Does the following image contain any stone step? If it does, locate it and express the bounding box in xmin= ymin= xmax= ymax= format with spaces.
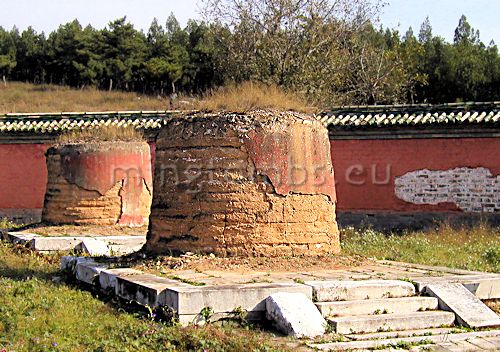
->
xmin=309 ymin=329 xmax=500 ymax=351
xmin=305 ymin=280 xmax=415 ymax=302
xmin=345 ymin=327 xmax=456 ymax=341
xmin=330 ymin=311 xmax=455 ymax=334
xmin=425 ymin=283 xmax=500 ymax=329
xmin=316 ymin=296 xmax=438 ymax=317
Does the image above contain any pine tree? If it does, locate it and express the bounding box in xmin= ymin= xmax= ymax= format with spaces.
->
xmin=101 ymin=17 xmax=147 ymax=91
xmin=0 ymin=27 xmax=17 ymax=85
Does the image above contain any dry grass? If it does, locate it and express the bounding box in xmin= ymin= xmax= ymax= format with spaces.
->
xmin=0 ymin=81 xmax=314 ymax=114
xmin=0 ymin=82 xmax=172 ymax=113
xmin=56 ymin=125 xmax=145 ymax=144
xmin=197 ymin=81 xmax=315 ymax=113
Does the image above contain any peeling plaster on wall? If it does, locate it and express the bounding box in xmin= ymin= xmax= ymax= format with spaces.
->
xmin=395 ymin=167 xmax=500 ymax=213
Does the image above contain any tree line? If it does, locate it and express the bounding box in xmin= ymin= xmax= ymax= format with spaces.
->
xmin=0 ymin=0 xmax=499 ymax=105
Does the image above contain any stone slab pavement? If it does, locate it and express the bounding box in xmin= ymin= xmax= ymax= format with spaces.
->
xmin=4 ymin=231 xmax=146 ymax=255
xmin=147 ymin=261 xmax=500 ymax=299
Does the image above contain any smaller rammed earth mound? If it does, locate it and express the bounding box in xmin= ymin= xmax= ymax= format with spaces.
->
xmin=146 ymin=110 xmax=340 ymax=256
xmin=42 ymin=128 xmax=153 ymax=227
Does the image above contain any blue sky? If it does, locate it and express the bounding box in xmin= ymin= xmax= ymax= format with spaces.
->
xmin=1 ymin=0 xmax=499 ymax=44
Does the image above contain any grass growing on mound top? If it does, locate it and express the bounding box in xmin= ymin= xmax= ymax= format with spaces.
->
xmin=0 ymin=242 xmax=286 ymax=352
xmin=197 ymin=81 xmax=315 ymax=113
xmin=341 ymin=223 xmax=500 ymax=273
xmin=56 ymin=125 xmax=145 ymax=144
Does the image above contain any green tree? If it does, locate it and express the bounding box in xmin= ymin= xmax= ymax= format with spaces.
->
xmin=101 ymin=17 xmax=147 ymax=91
xmin=12 ymin=27 xmax=48 ymax=83
xmin=454 ymin=15 xmax=480 ymax=46
xmin=0 ymin=26 xmax=17 ymax=85
xmin=401 ymin=27 xmax=427 ymax=103
xmin=483 ymin=41 xmax=500 ymax=99
xmin=418 ymin=17 xmax=433 ymax=44
xmin=144 ymin=16 xmax=189 ymax=94
xmin=452 ymin=15 xmax=486 ymax=101
xmin=46 ymin=20 xmax=102 ymax=87
xmin=342 ymin=26 xmax=409 ymax=104
xmin=183 ymin=20 xmax=221 ymax=93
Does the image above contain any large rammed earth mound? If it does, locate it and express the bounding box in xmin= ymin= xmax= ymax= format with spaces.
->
xmin=146 ymin=110 xmax=340 ymax=256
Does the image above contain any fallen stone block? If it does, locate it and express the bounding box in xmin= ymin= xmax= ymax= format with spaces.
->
xmin=103 ymin=236 xmax=146 ymax=247
xmin=99 ymin=268 xmax=144 ymax=292
xmin=463 ymin=278 xmax=500 ymax=300
xmin=415 ymin=274 xmax=500 ymax=299
xmin=76 ymin=238 xmax=111 ymax=257
xmin=425 ymin=282 xmax=500 ymax=328
xmin=108 ymin=244 xmax=144 ymax=255
xmin=103 ymin=236 xmax=146 ymax=255
xmin=266 ymin=292 xmax=326 ymax=338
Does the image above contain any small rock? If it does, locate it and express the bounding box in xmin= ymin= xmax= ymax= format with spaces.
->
xmin=51 ymin=276 xmax=63 ymax=283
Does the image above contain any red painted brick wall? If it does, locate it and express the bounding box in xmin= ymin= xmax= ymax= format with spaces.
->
xmin=1 ymin=138 xmax=499 ymax=218
xmin=0 ymin=144 xmax=49 ymax=209
xmin=330 ymin=137 xmax=500 ymax=212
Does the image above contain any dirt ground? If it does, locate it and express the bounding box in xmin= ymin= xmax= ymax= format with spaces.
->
xmin=17 ymin=223 xmax=148 ymax=237
xmin=485 ymin=299 xmax=500 ymax=314
xmin=101 ymin=251 xmax=369 ymax=274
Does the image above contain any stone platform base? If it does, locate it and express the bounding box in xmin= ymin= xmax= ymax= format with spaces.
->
xmin=3 ymin=231 xmax=145 ymax=255
xmin=60 ymin=257 xmax=500 ymax=326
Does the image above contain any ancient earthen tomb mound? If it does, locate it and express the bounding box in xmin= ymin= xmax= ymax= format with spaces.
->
xmin=43 ymin=141 xmax=153 ymax=227
xmin=146 ymin=110 xmax=340 ymax=256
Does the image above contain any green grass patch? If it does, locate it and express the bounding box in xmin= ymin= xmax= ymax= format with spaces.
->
xmin=341 ymin=224 xmax=500 ymax=272
xmin=167 ymin=275 xmax=206 ymax=286
xmin=0 ymin=218 xmax=23 ymax=230
xmin=0 ymin=242 xmax=285 ymax=351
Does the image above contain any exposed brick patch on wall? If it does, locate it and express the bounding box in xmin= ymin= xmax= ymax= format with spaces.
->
xmin=330 ymin=137 xmax=500 ymax=212
xmin=395 ymin=167 xmax=500 ymax=213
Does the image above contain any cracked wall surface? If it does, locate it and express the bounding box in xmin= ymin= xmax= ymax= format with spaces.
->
xmin=395 ymin=167 xmax=500 ymax=213
xmin=42 ymin=142 xmax=153 ymax=227
xmin=146 ymin=111 xmax=340 ymax=256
